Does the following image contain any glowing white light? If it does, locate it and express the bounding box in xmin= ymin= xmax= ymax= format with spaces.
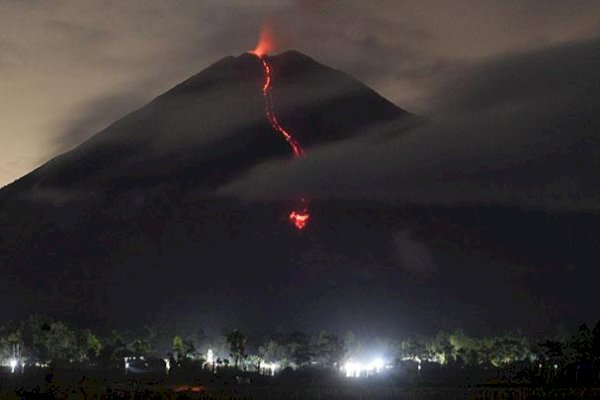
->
xmin=370 ymin=357 xmax=384 ymax=372
xmin=343 ymin=357 xmax=387 ymax=378
xmin=9 ymin=358 xmax=18 ymax=373
xmin=164 ymin=358 xmax=170 ymax=372
xmin=206 ymin=349 xmax=214 ymax=365
xmin=261 ymin=361 xmax=279 ymax=375
xmin=125 ymin=362 xmax=130 ymax=369
xmin=343 ymin=361 xmax=360 ymax=378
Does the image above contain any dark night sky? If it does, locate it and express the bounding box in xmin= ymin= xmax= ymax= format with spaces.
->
xmin=1 ymin=1 xmax=600 ymax=338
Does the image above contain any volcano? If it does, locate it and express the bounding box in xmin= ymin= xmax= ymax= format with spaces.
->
xmin=1 ymin=50 xmax=599 ymax=336
xmin=1 ymin=52 xmax=411 ymax=198
xmin=0 ymin=51 xmax=417 ymax=329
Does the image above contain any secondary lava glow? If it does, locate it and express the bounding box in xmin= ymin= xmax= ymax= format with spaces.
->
xmin=250 ymin=25 xmax=310 ymax=230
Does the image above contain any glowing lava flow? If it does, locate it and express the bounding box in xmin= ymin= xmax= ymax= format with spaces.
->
xmin=252 ymin=54 xmax=310 ymax=230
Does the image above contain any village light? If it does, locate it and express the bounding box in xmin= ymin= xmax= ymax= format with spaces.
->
xmin=261 ymin=361 xmax=279 ymax=376
xmin=9 ymin=358 xmax=18 ymax=373
xmin=370 ymin=357 xmax=384 ymax=372
xmin=343 ymin=357 xmax=387 ymax=378
xmin=343 ymin=361 xmax=361 ymax=378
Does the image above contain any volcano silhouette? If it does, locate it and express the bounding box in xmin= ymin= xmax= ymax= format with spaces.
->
xmin=0 ymin=51 xmax=416 ymax=327
xmin=1 ymin=51 xmax=599 ymax=335
xmin=4 ymin=51 xmax=411 ymax=195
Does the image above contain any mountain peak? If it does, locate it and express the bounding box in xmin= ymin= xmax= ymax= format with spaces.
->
xmin=272 ymin=49 xmax=315 ymax=62
xmin=5 ymin=51 xmax=413 ymax=194
xmin=0 ymin=50 xmax=416 ymax=323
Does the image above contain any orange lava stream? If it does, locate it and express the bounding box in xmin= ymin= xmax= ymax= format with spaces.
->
xmin=254 ymin=54 xmax=310 ymax=230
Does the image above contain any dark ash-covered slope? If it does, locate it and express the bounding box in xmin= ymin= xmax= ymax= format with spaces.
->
xmin=2 ymin=48 xmax=597 ymax=337
xmin=0 ymin=51 xmax=416 ymax=329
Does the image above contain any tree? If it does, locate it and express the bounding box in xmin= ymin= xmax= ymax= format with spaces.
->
xmin=0 ymin=325 xmax=23 ymax=365
xmin=171 ymin=335 xmax=197 ymax=361
xmin=427 ymin=331 xmax=453 ymax=365
xmin=85 ymin=332 xmax=103 ymax=365
xmin=226 ymin=329 xmax=247 ymax=368
xmin=487 ymin=333 xmax=528 ymax=367
xmin=99 ymin=330 xmax=131 ymax=369
xmin=18 ymin=316 xmax=84 ymax=365
xmin=400 ymin=336 xmax=427 ymax=362
xmin=566 ymin=324 xmax=594 ymax=384
xmin=316 ymin=333 xmax=346 ymax=367
xmin=130 ymin=338 xmax=150 ymax=357
xmin=592 ymin=320 xmax=600 ymax=362
xmin=343 ymin=331 xmax=361 ymax=357
xmin=449 ymin=329 xmax=482 ymax=365
xmin=570 ymin=324 xmax=593 ymax=363
xmin=246 ymin=354 xmax=263 ymax=371
xmin=183 ymin=337 xmax=197 ymax=359
xmin=573 ymin=325 xmax=592 ymax=362
xmin=284 ymin=331 xmax=314 ymax=367
xmin=593 ymin=321 xmax=600 ymax=384
xmin=537 ymin=340 xmax=563 ymax=365
xmin=535 ymin=340 xmax=564 ymax=383
xmin=172 ymin=336 xmax=185 ymax=361
xmin=259 ymin=338 xmax=292 ymax=368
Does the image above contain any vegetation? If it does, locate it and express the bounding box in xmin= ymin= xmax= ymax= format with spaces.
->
xmin=226 ymin=329 xmax=246 ymax=368
xmin=2 ymin=315 xmax=600 ymax=386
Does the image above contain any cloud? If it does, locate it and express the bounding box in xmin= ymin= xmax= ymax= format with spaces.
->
xmin=216 ymin=36 xmax=600 ymax=211
xmin=54 ymin=91 xmax=148 ymax=152
xmin=43 ymin=19 xmax=111 ymax=48
xmin=394 ymin=229 xmax=437 ymax=276
xmin=0 ymin=40 xmax=22 ymax=70
xmin=2 ymin=0 xmax=600 ymax=188
xmin=432 ymin=36 xmax=600 ymax=114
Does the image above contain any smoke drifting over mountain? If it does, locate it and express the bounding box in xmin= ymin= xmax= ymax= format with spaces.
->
xmin=1 ymin=1 xmax=600 ymax=337
xmin=218 ymin=36 xmax=600 ymax=211
xmin=1 ymin=0 xmax=599 ymax=186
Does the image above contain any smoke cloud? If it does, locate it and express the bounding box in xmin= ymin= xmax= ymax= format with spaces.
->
xmin=2 ymin=0 xmax=600 ymax=186
xmin=217 ymin=35 xmax=600 ymax=211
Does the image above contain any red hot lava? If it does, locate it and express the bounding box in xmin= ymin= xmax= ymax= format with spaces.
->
xmin=250 ymin=26 xmax=310 ymax=230
xmin=259 ymin=57 xmax=304 ymax=158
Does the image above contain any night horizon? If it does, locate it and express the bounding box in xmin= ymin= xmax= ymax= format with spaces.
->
xmin=1 ymin=1 xmax=600 ymax=398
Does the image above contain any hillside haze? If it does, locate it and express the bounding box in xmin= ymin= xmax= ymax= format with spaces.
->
xmin=0 ymin=51 xmax=415 ymax=332
xmin=3 ymin=50 xmax=597 ymax=338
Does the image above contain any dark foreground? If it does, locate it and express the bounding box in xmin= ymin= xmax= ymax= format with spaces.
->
xmin=5 ymin=384 xmax=600 ymax=400
xmin=3 ymin=371 xmax=600 ymax=400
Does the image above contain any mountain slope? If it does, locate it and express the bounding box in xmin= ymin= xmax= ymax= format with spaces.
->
xmin=1 ymin=51 xmax=412 ymax=198
xmin=3 ymin=50 xmax=597 ymax=336
xmin=0 ymin=51 xmax=416 ymax=328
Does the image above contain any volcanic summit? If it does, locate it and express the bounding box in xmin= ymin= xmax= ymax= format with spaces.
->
xmin=0 ymin=51 xmax=415 ymax=327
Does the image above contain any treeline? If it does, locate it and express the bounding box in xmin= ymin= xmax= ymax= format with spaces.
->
xmin=2 ymin=314 xmax=600 ymax=383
